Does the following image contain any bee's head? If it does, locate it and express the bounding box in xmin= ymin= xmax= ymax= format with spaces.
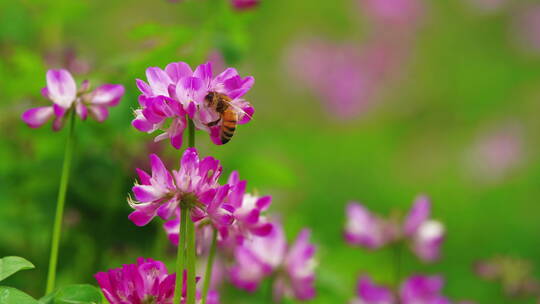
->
xmin=205 ymin=91 xmax=216 ymax=103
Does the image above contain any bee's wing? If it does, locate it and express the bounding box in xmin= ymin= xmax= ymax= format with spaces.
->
xmin=228 ymin=102 xmax=253 ymax=120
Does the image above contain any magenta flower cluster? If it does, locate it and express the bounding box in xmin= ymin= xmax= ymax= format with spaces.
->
xmin=127 ymin=149 xmax=317 ymax=302
xmin=132 ymin=61 xmax=254 ymax=148
xmin=345 ymin=195 xmax=445 ymax=262
xmin=229 ymin=221 xmax=316 ymax=301
xmin=352 ymin=275 xmax=452 ymax=304
xmin=343 ymin=195 xmax=476 ymax=303
xmin=95 ymin=258 xmax=220 ymax=304
xmin=22 ymin=69 xmax=124 ymax=130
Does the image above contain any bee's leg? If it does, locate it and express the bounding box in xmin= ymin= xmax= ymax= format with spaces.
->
xmin=207 ymin=117 xmax=221 ymax=127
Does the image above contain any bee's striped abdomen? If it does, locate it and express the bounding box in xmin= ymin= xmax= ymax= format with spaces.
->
xmin=220 ymin=110 xmax=237 ymax=144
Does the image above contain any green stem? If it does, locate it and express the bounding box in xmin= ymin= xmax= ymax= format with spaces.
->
xmin=186 ymin=118 xmax=196 ymax=304
xmin=186 ymin=213 xmax=197 ymax=304
xmin=393 ymin=242 xmax=403 ymax=290
xmin=201 ymin=228 xmax=218 ymax=304
xmin=174 ymin=207 xmax=188 ymax=304
xmin=174 ymin=118 xmax=196 ymax=304
xmin=188 ymin=119 xmax=195 ymax=148
xmin=46 ymin=110 xmax=76 ymax=294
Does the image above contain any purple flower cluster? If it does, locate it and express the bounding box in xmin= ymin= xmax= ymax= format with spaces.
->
xmin=345 ymin=196 xmax=445 ymax=262
xmin=132 ymin=61 xmax=254 ymax=148
xmin=128 ymin=148 xmax=230 ymax=229
xmin=229 ymin=221 xmax=316 ymax=301
xmin=127 ymin=149 xmax=317 ymax=302
xmin=351 ymin=275 xmax=452 ymax=304
xmin=162 ymin=170 xmax=273 ymax=247
xmin=95 ymin=258 xmax=220 ymax=304
xmin=22 ymin=69 xmax=124 ymax=130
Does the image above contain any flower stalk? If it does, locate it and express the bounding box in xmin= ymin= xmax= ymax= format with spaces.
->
xmin=46 ymin=109 xmax=76 ymax=294
xmin=174 ymin=118 xmax=196 ymax=304
xmin=186 ymin=213 xmax=197 ymax=304
xmin=174 ymin=206 xmax=188 ymax=304
xmin=202 ymin=228 xmax=218 ymax=304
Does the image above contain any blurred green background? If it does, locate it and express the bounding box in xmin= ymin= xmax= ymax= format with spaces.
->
xmin=1 ymin=0 xmax=540 ymax=303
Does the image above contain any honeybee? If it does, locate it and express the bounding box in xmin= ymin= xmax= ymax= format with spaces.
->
xmin=205 ymin=91 xmax=249 ymax=144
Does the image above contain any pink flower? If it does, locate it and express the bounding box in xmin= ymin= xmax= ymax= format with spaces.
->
xmin=350 ymin=276 xmax=394 ymax=304
xmin=128 ymin=148 xmax=228 ymax=227
xmin=224 ymin=171 xmax=273 ymax=245
xmin=400 ymin=275 xmax=450 ymax=304
xmin=163 ymin=171 xmax=272 ymax=249
xmin=133 ymin=61 xmax=254 ymax=148
xmin=231 ymin=0 xmax=259 ymax=10
xmin=466 ymin=124 xmax=524 ymax=183
xmin=94 ymin=258 xmax=177 ymax=304
xmin=229 ymin=222 xmax=316 ymax=301
xmin=361 ymin=0 xmax=424 ymax=29
xmin=344 ymin=196 xmax=445 ymax=262
xmin=22 ymin=69 xmax=124 ymax=130
xmin=404 ymin=196 xmax=445 ymax=262
xmin=351 ymin=275 xmax=451 ymax=304
xmin=344 ymin=202 xmax=396 ymax=249
xmin=189 ymin=62 xmax=255 ymax=145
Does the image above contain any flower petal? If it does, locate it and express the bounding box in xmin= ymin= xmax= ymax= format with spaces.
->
xmin=89 ymin=105 xmax=109 ymax=122
xmin=21 ymin=106 xmax=54 ymax=128
xmin=404 ymin=195 xmax=431 ymax=236
xmin=146 ymin=67 xmax=172 ymax=97
xmin=92 ymin=84 xmax=125 ymax=106
xmin=165 ymin=62 xmax=193 ymax=83
xmin=76 ymin=102 xmax=88 ymax=120
xmin=46 ymin=69 xmax=77 ymax=108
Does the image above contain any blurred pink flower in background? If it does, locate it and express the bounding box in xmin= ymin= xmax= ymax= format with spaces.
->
xmin=229 ymin=221 xmax=316 ymax=301
xmin=511 ymin=4 xmax=540 ymax=54
xmin=465 ymin=124 xmax=524 ymax=183
xmin=44 ymin=47 xmax=91 ymax=75
xmin=344 ymin=196 xmax=445 ymax=263
xmin=285 ymin=39 xmax=407 ymax=119
xmin=360 ymin=0 xmax=424 ymax=31
xmin=284 ymin=0 xmax=424 ymax=120
xmin=231 ymin=0 xmax=259 ymax=11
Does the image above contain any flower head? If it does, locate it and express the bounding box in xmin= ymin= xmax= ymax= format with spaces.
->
xmin=229 ymin=221 xmax=316 ymax=301
xmin=133 ymin=61 xmax=254 ymax=148
xmin=344 ymin=196 xmax=445 ymax=262
xmin=344 ymin=202 xmax=396 ymax=249
xmin=400 ymin=275 xmax=450 ymax=304
xmin=351 ymin=275 xmax=451 ymax=304
xmin=224 ymin=171 xmax=273 ymax=244
xmin=351 ymin=276 xmax=393 ymax=304
xmin=404 ymin=196 xmax=445 ymax=262
xmin=95 ymin=258 xmax=177 ymax=304
xmin=128 ymin=148 xmax=229 ymax=228
xmin=22 ymin=69 xmax=124 ymax=130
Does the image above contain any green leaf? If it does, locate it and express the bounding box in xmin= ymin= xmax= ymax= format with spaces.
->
xmin=53 ymin=284 xmax=102 ymax=304
xmin=0 ymin=286 xmax=39 ymax=304
xmin=38 ymin=290 xmax=57 ymax=304
xmin=0 ymin=256 xmax=35 ymax=281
